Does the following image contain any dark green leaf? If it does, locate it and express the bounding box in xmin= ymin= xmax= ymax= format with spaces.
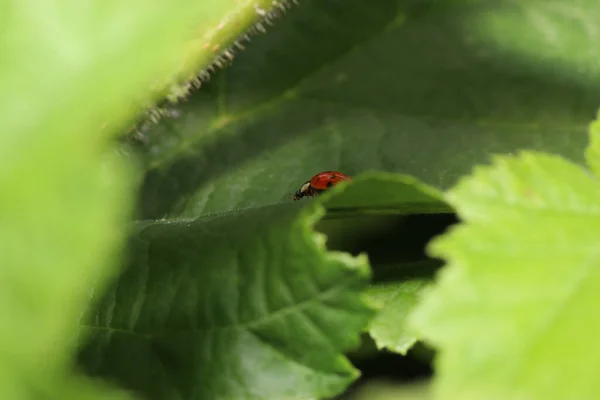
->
xmin=78 ymin=173 xmax=448 ymax=400
xmin=79 ymin=203 xmax=374 ymax=400
xmin=132 ymin=0 xmax=596 ymax=219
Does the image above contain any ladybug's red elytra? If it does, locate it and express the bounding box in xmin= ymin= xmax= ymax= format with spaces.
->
xmin=292 ymin=171 xmax=351 ymax=200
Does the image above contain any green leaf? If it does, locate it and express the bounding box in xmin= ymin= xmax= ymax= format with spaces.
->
xmin=470 ymin=0 xmax=600 ymax=86
xmin=0 ymin=0 xmax=247 ymax=398
xmin=162 ymin=0 xmax=286 ymax=98
xmin=315 ymin=175 xmax=453 ymax=355
xmin=586 ymin=111 xmax=600 ymax=177
xmin=133 ymin=0 xmax=596 ymax=219
xmin=316 ymin=174 xmax=450 ymax=356
xmin=321 ymin=173 xmax=449 ymax=214
xmin=342 ymin=380 xmax=431 ymax=400
xmin=368 ymin=261 xmax=439 ymax=355
xmin=79 ymin=204 xmax=374 ymax=400
xmin=78 ymin=173 xmax=448 ymax=399
xmin=409 ymin=150 xmax=600 ymax=400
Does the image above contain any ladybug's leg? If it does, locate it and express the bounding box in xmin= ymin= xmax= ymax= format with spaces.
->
xmin=309 ymin=187 xmax=325 ymax=198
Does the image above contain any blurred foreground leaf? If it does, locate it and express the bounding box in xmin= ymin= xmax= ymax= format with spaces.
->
xmin=162 ymin=0 xmax=287 ymax=98
xmin=410 ymin=145 xmax=600 ymax=399
xmin=0 ymin=0 xmax=245 ymax=398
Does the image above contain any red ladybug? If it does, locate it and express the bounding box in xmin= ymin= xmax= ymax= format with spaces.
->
xmin=292 ymin=171 xmax=351 ymax=200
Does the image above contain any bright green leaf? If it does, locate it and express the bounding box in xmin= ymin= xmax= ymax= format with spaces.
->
xmin=320 ymin=173 xmax=450 ymax=214
xmin=0 ymin=0 xmax=249 ymax=398
xmin=132 ymin=0 xmax=595 ymax=219
xmin=586 ymin=110 xmax=600 ymax=177
xmin=409 ymin=151 xmax=600 ymax=400
xmin=368 ymin=261 xmax=439 ymax=355
xmin=342 ymin=380 xmax=431 ymax=400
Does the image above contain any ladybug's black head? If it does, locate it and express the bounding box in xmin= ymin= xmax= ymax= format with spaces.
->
xmin=292 ymin=181 xmax=311 ymax=201
xmin=292 ymin=189 xmax=303 ymax=201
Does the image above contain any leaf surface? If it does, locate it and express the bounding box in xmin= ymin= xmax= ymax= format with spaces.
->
xmin=410 ymin=149 xmax=600 ymax=400
xmin=78 ymin=173 xmax=448 ymax=400
xmin=132 ymin=0 xmax=598 ymax=219
xmin=79 ymin=203 xmax=374 ymax=400
xmin=342 ymin=380 xmax=430 ymax=400
xmin=0 ymin=0 xmax=244 ymax=397
xmin=368 ymin=261 xmax=439 ymax=355
xmin=162 ymin=0 xmax=286 ymax=98
xmin=586 ymin=111 xmax=600 ymax=177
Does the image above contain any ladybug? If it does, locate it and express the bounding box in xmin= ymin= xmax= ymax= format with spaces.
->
xmin=292 ymin=171 xmax=351 ymax=200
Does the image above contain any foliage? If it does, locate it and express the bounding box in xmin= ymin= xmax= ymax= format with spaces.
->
xmin=78 ymin=174 xmax=447 ymax=400
xmin=410 ymin=123 xmax=600 ymax=399
xmin=368 ymin=261 xmax=437 ymax=355
xmin=3 ymin=0 xmax=600 ymax=399
xmin=0 ymin=0 xmax=275 ymax=398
